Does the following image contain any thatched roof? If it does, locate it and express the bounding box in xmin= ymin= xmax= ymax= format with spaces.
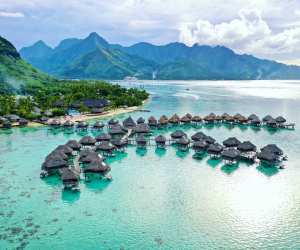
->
xmin=262 ymin=115 xmax=274 ymax=122
xmin=80 ymin=151 xmax=102 ymax=163
xmin=148 ymin=116 xmax=157 ymax=125
xmin=192 ymin=140 xmax=208 ymax=150
xmin=248 ymin=114 xmax=259 ymax=120
xmin=137 ymin=117 xmax=145 ymax=124
xmin=237 ymin=115 xmax=248 ymax=123
xmin=155 ymin=135 xmax=166 ymax=143
xmin=266 ymin=118 xmax=277 ymax=126
xmin=42 ymin=157 xmax=68 ymax=170
xmin=204 ymin=136 xmax=216 ymax=144
xmin=221 ymin=113 xmax=230 ymax=119
xmin=109 ymin=125 xmax=126 ymax=135
xmin=18 ymin=118 xmax=28 ymax=126
xmin=55 ymin=145 xmax=73 ymax=155
xmin=84 ymin=161 xmax=111 ymax=174
xmin=275 ymin=116 xmax=286 ymax=123
xmin=46 ymin=150 xmax=68 ymax=161
xmin=170 ymin=130 xmax=186 ymax=139
xmin=250 ymin=118 xmax=261 ymax=125
xmin=261 ymin=144 xmax=283 ymax=155
xmin=83 ymin=99 xmax=109 ymax=108
xmin=95 ymin=133 xmax=111 ymax=142
xmin=66 ymin=140 xmax=81 ymax=150
xmin=61 ymin=168 xmax=79 ymax=182
xmin=77 ymin=121 xmax=88 ymax=128
xmin=207 ymin=143 xmax=223 ymax=154
xmin=63 ymin=120 xmax=74 ymax=127
xmin=79 ymin=149 xmax=95 ymax=159
xmin=223 ymin=137 xmax=241 ymax=147
xmin=136 ymin=135 xmax=147 ymax=145
xmin=224 ymin=115 xmax=235 ymax=122
xmin=79 ymin=136 xmax=96 ymax=145
xmin=159 ymin=115 xmax=168 ymax=125
xmin=177 ymin=137 xmax=190 ymax=145
xmin=5 ymin=114 xmax=20 ymax=122
xmin=191 ymin=115 xmax=202 ymax=122
xmin=93 ymin=121 xmax=105 ymax=128
xmin=257 ymin=151 xmax=277 ymax=162
xmin=237 ymin=141 xmax=256 ymax=152
xmin=221 ymin=148 xmax=240 ymax=160
xmin=185 ymin=113 xmax=193 ymax=119
xmin=123 ymin=116 xmax=136 ymax=128
xmin=180 ymin=115 xmax=191 ymax=123
xmin=108 ymin=118 xmax=119 ymax=125
xmin=169 ymin=114 xmax=180 ymax=123
xmin=191 ymin=132 xmax=207 ymax=141
xmin=134 ymin=123 xmax=150 ymax=134
xmin=96 ymin=141 xmax=115 ymax=151
xmin=111 ymin=138 xmax=128 ymax=147
xmin=204 ymin=114 xmax=215 ymax=122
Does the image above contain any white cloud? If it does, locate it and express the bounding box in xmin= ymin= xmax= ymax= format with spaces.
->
xmin=0 ymin=11 xmax=24 ymax=18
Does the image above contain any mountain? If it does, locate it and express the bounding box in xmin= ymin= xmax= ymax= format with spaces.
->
xmin=0 ymin=36 xmax=53 ymax=93
xmin=20 ymin=32 xmax=300 ymax=80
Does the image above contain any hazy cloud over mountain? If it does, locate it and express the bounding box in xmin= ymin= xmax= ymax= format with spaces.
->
xmin=1 ymin=0 xmax=300 ymax=64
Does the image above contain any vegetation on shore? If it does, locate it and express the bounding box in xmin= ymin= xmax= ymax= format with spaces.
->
xmin=0 ymin=36 xmax=149 ymax=120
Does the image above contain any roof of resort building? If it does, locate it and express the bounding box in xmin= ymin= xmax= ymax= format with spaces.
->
xmin=136 ymin=135 xmax=147 ymax=143
xmin=42 ymin=157 xmax=68 ymax=170
xmin=159 ymin=115 xmax=169 ymax=124
xmin=137 ymin=117 xmax=145 ymax=124
xmin=61 ymin=168 xmax=79 ymax=182
xmin=83 ymin=99 xmax=110 ymax=108
xmin=123 ymin=116 xmax=136 ymax=128
xmin=84 ymin=161 xmax=111 ymax=174
xmin=204 ymin=136 xmax=216 ymax=144
xmin=221 ymin=148 xmax=240 ymax=160
xmin=109 ymin=125 xmax=126 ymax=135
xmin=96 ymin=141 xmax=115 ymax=151
xmin=262 ymin=115 xmax=274 ymax=122
xmin=55 ymin=145 xmax=73 ymax=155
xmin=111 ymin=138 xmax=128 ymax=147
xmin=155 ymin=135 xmax=167 ymax=143
xmin=248 ymin=114 xmax=259 ymax=120
xmin=192 ymin=140 xmax=208 ymax=150
xmin=134 ymin=123 xmax=150 ymax=134
xmin=91 ymin=108 xmax=104 ymax=114
xmin=77 ymin=121 xmax=89 ymax=128
xmin=96 ymin=133 xmax=111 ymax=142
xmin=108 ymin=118 xmax=119 ymax=125
xmin=266 ymin=118 xmax=277 ymax=125
xmin=46 ymin=150 xmax=68 ymax=161
xmin=80 ymin=151 xmax=102 ymax=163
xmin=261 ymin=144 xmax=283 ymax=155
xmin=275 ymin=116 xmax=286 ymax=123
xmin=257 ymin=151 xmax=278 ymax=163
xmin=207 ymin=143 xmax=223 ymax=154
xmin=192 ymin=115 xmax=202 ymax=122
xmin=177 ymin=137 xmax=190 ymax=145
xmin=66 ymin=140 xmax=82 ymax=150
xmin=237 ymin=141 xmax=257 ymax=152
xmin=191 ymin=132 xmax=207 ymax=141
xmin=148 ymin=116 xmax=157 ymax=125
xmin=185 ymin=113 xmax=193 ymax=119
xmin=170 ymin=130 xmax=187 ymax=139
xmin=79 ymin=136 xmax=96 ymax=145
xmin=180 ymin=115 xmax=191 ymax=123
xmin=169 ymin=114 xmax=180 ymax=123
xmin=93 ymin=121 xmax=105 ymax=128
xmin=223 ymin=137 xmax=241 ymax=147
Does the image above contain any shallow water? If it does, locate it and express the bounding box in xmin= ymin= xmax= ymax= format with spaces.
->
xmin=1 ymin=80 xmax=300 ymax=249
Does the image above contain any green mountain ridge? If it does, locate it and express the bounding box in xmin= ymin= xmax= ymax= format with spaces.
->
xmin=20 ymin=32 xmax=300 ymax=80
xmin=0 ymin=36 xmax=54 ymax=93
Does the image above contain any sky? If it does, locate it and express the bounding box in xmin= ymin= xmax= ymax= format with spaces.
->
xmin=1 ymin=0 xmax=300 ymax=65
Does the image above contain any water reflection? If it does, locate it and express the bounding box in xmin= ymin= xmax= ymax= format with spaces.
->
xmin=61 ymin=189 xmax=80 ymax=203
xmin=256 ymin=165 xmax=279 ymax=177
xmin=155 ymin=148 xmax=167 ymax=157
xmin=136 ymin=147 xmax=147 ymax=157
xmin=207 ymin=158 xmax=222 ymax=168
xmin=221 ymin=163 xmax=239 ymax=175
xmin=85 ymin=179 xmax=111 ymax=193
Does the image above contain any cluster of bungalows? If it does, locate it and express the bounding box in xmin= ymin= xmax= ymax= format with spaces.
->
xmin=41 ymin=138 xmax=111 ymax=191
xmin=0 ymin=115 xmax=29 ymax=129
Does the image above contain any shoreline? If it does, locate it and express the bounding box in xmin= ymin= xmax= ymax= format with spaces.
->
xmin=26 ymin=99 xmax=149 ymax=128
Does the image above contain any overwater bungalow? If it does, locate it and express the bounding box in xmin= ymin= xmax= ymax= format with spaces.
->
xmin=155 ymin=135 xmax=167 ymax=148
xmin=215 ymin=115 xmax=223 ymax=122
xmin=236 ymin=115 xmax=248 ymax=124
xmin=169 ymin=114 xmax=180 ymax=124
xmin=191 ymin=115 xmax=202 ymax=124
xmin=55 ymin=145 xmax=74 ymax=156
xmin=137 ymin=117 xmax=145 ymax=124
xmin=93 ymin=121 xmax=105 ymax=129
xmin=77 ymin=121 xmax=89 ymax=130
xmin=108 ymin=118 xmax=119 ymax=127
xmin=180 ymin=115 xmax=191 ymax=124
xmin=262 ymin=115 xmax=274 ymax=124
xmin=222 ymin=113 xmax=230 ymax=120
xmin=159 ymin=115 xmax=169 ymax=126
xmin=63 ymin=120 xmax=74 ymax=128
xmin=41 ymin=157 xmax=68 ymax=177
xmin=221 ymin=148 xmax=240 ymax=165
xmin=109 ymin=125 xmax=126 ymax=137
xmin=204 ymin=113 xmax=216 ymax=123
xmin=46 ymin=150 xmax=69 ymax=161
xmin=223 ymin=137 xmax=241 ymax=148
xmin=170 ymin=130 xmax=187 ymax=140
xmin=123 ymin=116 xmax=136 ymax=129
xmin=79 ymin=136 xmax=96 ymax=146
xmin=186 ymin=113 xmax=193 ymax=119
xmin=207 ymin=143 xmax=223 ymax=158
xmin=275 ymin=116 xmax=286 ymax=124
xmin=66 ymin=140 xmax=82 ymax=151
xmin=79 ymin=151 xmax=102 ymax=164
xmin=257 ymin=151 xmax=279 ymax=167
xmin=177 ymin=137 xmax=190 ymax=151
xmin=83 ymin=161 xmax=111 ymax=181
xmin=61 ymin=168 xmax=80 ymax=191
xmin=192 ymin=140 xmax=208 ymax=153
xmin=237 ymin=141 xmax=257 ymax=161
xmin=266 ymin=118 xmax=277 ymax=128
xmin=111 ymin=138 xmax=128 ymax=149
xmin=224 ymin=114 xmax=235 ymax=123
xmin=261 ymin=144 xmax=283 ymax=156
xmin=96 ymin=141 xmax=116 ymax=156
xmin=95 ymin=133 xmax=111 ymax=142
xmin=248 ymin=114 xmax=259 ymax=121
xmin=136 ymin=135 xmax=147 ymax=148
xmin=148 ymin=116 xmax=158 ymax=127
xmin=134 ymin=123 xmax=151 ymax=134
xmin=249 ymin=117 xmax=261 ymax=126
xmin=191 ymin=131 xmax=207 ymax=141
xmin=18 ymin=118 xmax=28 ymax=127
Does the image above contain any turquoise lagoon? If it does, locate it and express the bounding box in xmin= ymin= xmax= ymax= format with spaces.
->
xmin=1 ymin=80 xmax=300 ymax=249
